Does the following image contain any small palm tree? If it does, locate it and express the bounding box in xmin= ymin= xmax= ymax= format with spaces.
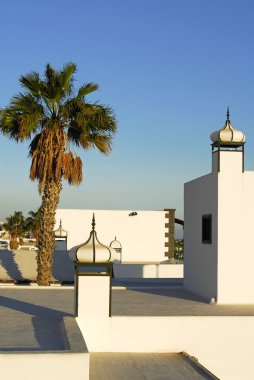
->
xmin=0 ymin=63 xmax=117 ymax=285
xmin=24 ymin=208 xmax=42 ymax=244
xmin=3 ymin=211 xmax=25 ymax=250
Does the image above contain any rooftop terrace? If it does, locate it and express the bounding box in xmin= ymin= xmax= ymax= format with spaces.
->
xmin=0 ymin=280 xmax=252 ymax=379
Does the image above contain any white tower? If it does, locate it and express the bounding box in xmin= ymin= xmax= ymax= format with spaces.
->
xmin=184 ymin=110 xmax=254 ymax=304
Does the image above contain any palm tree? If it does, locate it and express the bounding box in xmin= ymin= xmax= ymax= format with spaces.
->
xmin=24 ymin=208 xmax=42 ymax=244
xmin=3 ymin=211 xmax=25 ymax=250
xmin=0 ymin=63 xmax=117 ymax=285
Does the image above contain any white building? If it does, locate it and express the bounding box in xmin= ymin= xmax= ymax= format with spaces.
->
xmin=56 ymin=208 xmax=176 ymax=263
xmin=184 ymin=109 xmax=254 ymax=304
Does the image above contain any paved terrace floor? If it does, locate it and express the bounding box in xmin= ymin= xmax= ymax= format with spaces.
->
xmin=1 ymin=280 xmax=252 ymax=379
xmin=0 ymin=280 xmax=251 ymax=380
xmin=112 ymin=279 xmax=254 ymax=316
xmin=1 ymin=279 xmax=254 ymax=351
xmin=89 ymin=352 xmax=217 ymax=380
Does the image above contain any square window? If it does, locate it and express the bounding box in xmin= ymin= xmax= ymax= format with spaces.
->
xmin=202 ymin=214 xmax=212 ymax=244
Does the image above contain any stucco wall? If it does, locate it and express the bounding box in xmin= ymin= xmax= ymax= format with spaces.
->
xmin=56 ymin=209 xmax=168 ymax=263
xmin=184 ymin=172 xmax=218 ymax=301
xmin=0 ymin=353 xmax=89 ymax=380
xmin=184 ymin=149 xmax=254 ymax=304
xmin=217 ymin=151 xmax=254 ymax=303
xmin=0 ymin=209 xmax=178 ymax=282
xmin=77 ymin=315 xmax=254 ymax=380
xmin=0 ymin=250 xmax=74 ymax=282
xmin=0 ymin=251 xmax=183 ymax=282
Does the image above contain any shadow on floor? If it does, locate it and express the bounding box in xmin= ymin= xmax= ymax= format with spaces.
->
xmin=131 ymin=287 xmax=208 ymax=303
xmin=113 ymin=279 xmax=207 ymax=303
xmin=0 ymin=295 xmax=72 ymax=317
xmin=0 ymin=296 xmax=72 ymax=351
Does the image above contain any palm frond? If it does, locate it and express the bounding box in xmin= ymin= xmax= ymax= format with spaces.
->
xmin=62 ymin=152 xmax=74 ymax=180
xmin=0 ymin=93 xmax=44 ymax=140
xmin=40 ymin=64 xmax=61 ymax=104
xmin=77 ymin=83 xmax=99 ymax=99
xmin=58 ymin=62 xmax=76 ymax=96
xmin=45 ymin=64 xmax=57 ymax=87
xmin=68 ymin=156 xmax=82 ymax=184
xmin=19 ymin=72 xmax=41 ymax=98
xmin=29 ymin=128 xmax=66 ymax=192
xmin=82 ymin=134 xmax=112 ymax=154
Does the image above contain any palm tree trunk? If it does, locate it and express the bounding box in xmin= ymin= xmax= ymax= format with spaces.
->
xmin=37 ymin=179 xmax=62 ymax=285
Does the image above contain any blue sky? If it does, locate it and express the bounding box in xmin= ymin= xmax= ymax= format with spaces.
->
xmin=0 ymin=0 xmax=254 ymax=221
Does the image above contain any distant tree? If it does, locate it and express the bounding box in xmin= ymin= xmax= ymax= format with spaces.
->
xmin=3 ymin=211 xmax=25 ymax=250
xmin=24 ymin=208 xmax=41 ymax=244
xmin=174 ymin=239 xmax=184 ymax=260
xmin=0 ymin=62 xmax=117 ymax=285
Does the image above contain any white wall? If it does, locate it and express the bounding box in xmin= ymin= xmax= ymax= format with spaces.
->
xmin=184 ymin=172 xmax=218 ymax=301
xmin=0 ymin=353 xmax=89 ymax=380
xmin=114 ymin=263 xmax=183 ymax=278
xmin=56 ymin=209 xmax=167 ymax=263
xmin=0 ymin=209 xmax=177 ymax=281
xmin=77 ymin=276 xmax=111 ymax=317
xmin=184 ymin=149 xmax=254 ymax=304
xmin=0 ymin=251 xmax=183 ymax=282
xmin=0 ymin=250 xmax=74 ymax=282
xmin=77 ymin=315 xmax=254 ymax=380
xmin=217 ymin=151 xmax=254 ymax=303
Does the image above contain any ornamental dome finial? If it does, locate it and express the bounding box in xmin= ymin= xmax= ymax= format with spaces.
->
xmin=69 ymin=214 xmax=117 ymax=263
xmin=210 ymin=109 xmax=245 ymax=145
xmin=54 ymin=219 xmax=68 ymax=238
xmin=227 ymin=107 xmax=230 ymax=121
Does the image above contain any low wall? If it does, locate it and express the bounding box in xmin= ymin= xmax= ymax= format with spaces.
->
xmin=0 ymin=353 xmax=89 ymax=380
xmin=114 ymin=263 xmax=183 ymax=278
xmin=0 ymin=250 xmax=183 ymax=281
xmin=0 ymin=317 xmax=89 ymax=380
xmin=77 ymin=315 xmax=254 ymax=380
xmin=0 ymin=250 xmax=74 ymax=282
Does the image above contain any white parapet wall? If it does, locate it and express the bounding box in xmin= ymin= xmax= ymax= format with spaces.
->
xmin=77 ymin=315 xmax=254 ymax=380
xmin=0 ymin=317 xmax=89 ymax=380
xmin=114 ymin=263 xmax=183 ymax=278
xmin=0 ymin=249 xmax=74 ymax=282
xmin=0 ymin=251 xmax=183 ymax=282
xmin=73 ymin=259 xmax=254 ymax=380
xmin=56 ymin=209 xmax=169 ymax=263
xmin=0 ymin=208 xmax=181 ymax=282
xmin=0 ymin=352 xmax=89 ymax=380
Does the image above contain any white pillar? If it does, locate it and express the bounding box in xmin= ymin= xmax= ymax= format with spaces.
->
xmin=76 ymin=274 xmax=111 ymax=318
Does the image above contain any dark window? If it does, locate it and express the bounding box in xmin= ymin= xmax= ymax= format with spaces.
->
xmin=202 ymin=214 xmax=212 ymax=244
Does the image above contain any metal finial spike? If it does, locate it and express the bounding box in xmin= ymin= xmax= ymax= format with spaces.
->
xmin=227 ymin=107 xmax=230 ymax=121
xmin=59 ymin=219 xmax=62 ymax=227
xmin=92 ymin=213 xmax=96 ymax=231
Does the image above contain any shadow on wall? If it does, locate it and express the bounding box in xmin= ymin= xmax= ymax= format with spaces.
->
xmin=114 ymin=264 xmax=143 ymax=278
xmin=0 ymin=250 xmax=24 ymax=281
xmin=0 ymin=249 xmax=74 ymax=282
xmin=52 ymin=250 xmax=74 ymax=282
